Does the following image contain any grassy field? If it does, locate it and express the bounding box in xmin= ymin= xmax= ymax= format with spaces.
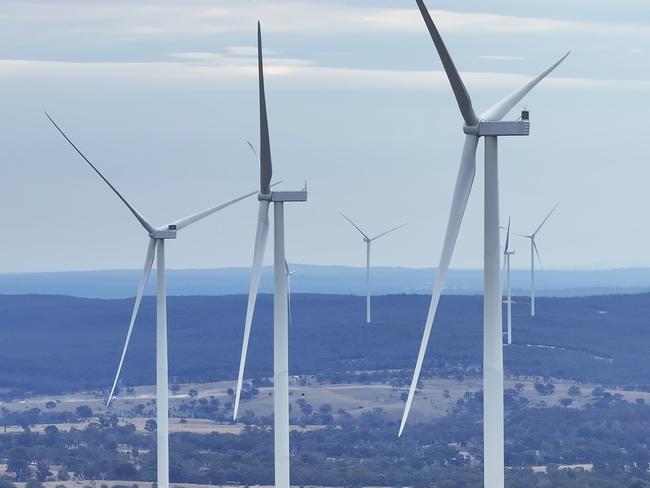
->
xmin=3 ymin=377 xmax=650 ymax=435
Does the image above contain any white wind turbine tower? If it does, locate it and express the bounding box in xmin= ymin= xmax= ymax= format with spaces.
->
xmin=45 ymin=112 xmax=257 ymax=488
xmin=503 ymin=218 xmax=514 ymax=345
xmin=399 ymin=2 xmax=568 ymax=488
xmin=523 ymin=203 xmax=559 ymax=317
xmin=233 ymin=22 xmax=307 ymax=488
xmin=339 ymin=213 xmax=406 ymax=324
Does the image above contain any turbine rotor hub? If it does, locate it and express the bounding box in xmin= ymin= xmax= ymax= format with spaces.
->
xmin=150 ymin=227 xmax=177 ymax=239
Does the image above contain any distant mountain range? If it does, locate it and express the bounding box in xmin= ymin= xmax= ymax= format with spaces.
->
xmin=1 ymin=265 xmax=650 ymax=298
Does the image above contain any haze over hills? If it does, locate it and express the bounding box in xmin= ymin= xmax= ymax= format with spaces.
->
xmin=1 ymin=265 xmax=650 ymax=298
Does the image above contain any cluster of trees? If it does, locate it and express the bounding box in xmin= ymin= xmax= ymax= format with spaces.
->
xmin=1 ymin=391 xmax=650 ymax=486
xmin=0 ymin=418 xmax=150 ymax=483
xmin=0 ymin=406 xmax=95 ymax=430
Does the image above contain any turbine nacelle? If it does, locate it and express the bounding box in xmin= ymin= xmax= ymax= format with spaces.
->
xmin=150 ymin=227 xmax=178 ymax=240
xmin=271 ymin=190 xmax=308 ymax=202
xmin=463 ymin=119 xmax=531 ymax=137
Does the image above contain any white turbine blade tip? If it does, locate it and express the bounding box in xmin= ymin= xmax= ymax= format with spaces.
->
xmin=480 ymin=51 xmax=570 ymax=122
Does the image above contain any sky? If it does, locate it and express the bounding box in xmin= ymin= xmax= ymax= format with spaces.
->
xmin=0 ymin=0 xmax=649 ymax=273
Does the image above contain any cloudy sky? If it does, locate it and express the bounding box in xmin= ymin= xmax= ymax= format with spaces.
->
xmin=1 ymin=0 xmax=648 ymax=272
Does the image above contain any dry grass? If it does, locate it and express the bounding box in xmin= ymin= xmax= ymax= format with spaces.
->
xmin=2 ymin=377 xmax=649 ymax=435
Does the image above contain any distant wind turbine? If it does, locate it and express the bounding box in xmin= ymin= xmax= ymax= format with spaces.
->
xmin=398 ymin=2 xmax=568 ymax=488
xmin=503 ymin=219 xmax=514 ymax=345
xmin=233 ymin=22 xmax=307 ymax=488
xmin=339 ymin=212 xmax=406 ymax=324
xmin=522 ymin=203 xmax=559 ymax=317
xmin=45 ymin=112 xmax=257 ymax=488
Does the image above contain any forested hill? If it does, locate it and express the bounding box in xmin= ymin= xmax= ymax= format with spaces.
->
xmin=0 ymin=292 xmax=649 ymax=395
xmin=2 ymin=266 xmax=650 ymax=298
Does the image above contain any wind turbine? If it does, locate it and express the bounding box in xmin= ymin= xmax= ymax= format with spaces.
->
xmin=339 ymin=212 xmax=406 ymax=324
xmin=45 ymin=112 xmax=257 ymax=488
xmin=399 ymin=2 xmax=568 ymax=487
xmin=522 ymin=203 xmax=559 ymax=317
xmin=503 ymin=219 xmax=514 ymax=345
xmin=233 ymin=22 xmax=307 ymax=488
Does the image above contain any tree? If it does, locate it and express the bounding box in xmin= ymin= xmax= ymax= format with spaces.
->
xmin=36 ymin=461 xmax=51 ymax=482
xmin=75 ymin=405 xmax=93 ymax=419
xmin=319 ymin=403 xmax=332 ymax=415
xmin=57 ymin=469 xmax=70 ymax=481
xmin=568 ymin=385 xmax=582 ymax=397
xmin=114 ymin=462 xmax=138 ymax=479
xmin=145 ymin=418 xmax=157 ymax=432
xmin=592 ymin=387 xmax=606 ymax=398
xmin=534 ymin=383 xmax=555 ymax=396
xmin=8 ymin=448 xmax=30 ymax=481
xmin=299 ymin=401 xmax=313 ymax=416
xmin=45 ymin=401 xmax=56 ymax=409
xmin=8 ymin=459 xmax=29 ymax=481
xmin=559 ymin=398 xmax=574 ymax=408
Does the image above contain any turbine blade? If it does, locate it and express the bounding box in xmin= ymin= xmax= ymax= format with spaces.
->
xmin=247 ymin=141 xmax=260 ymax=167
xmin=170 ymin=189 xmax=258 ymax=231
xmin=287 ymin=272 xmax=293 ymax=327
xmin=533 ymin=240 xmax=543 ymax=268
xmin=44 ymin=112 xmax=154 ymax=233
xmin=339 ymin=212 xmax=369 ymax=240
xmin=258 ymin=22 xmax=273 ymax=195
xmin=371 ymin=223 xmax=407 ymax=241
xmin=415 ymin=0 xmax=478 ymax=126
xmin=107 ymin=238 xmax=156 ymax=406
xmin=504 ymin=218 xmax=511 ymax=254
xmin=399 ymin=134 xmax=479 ymax=436
xmin=233 ymin=200 xmax=270 ymax=419
xmin=480 ymin=51 xmax=570 ymax=122
xmin=532 ymin=202 xmax=560 ymax=236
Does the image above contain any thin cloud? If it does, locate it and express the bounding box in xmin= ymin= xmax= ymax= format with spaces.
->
xmin=1 ymin=57 xmax=648 ymax=92
xmin=480 ymin=55 xmax=526 ymax=61
xmin=1 ymin=1 xmax=648 ymax=37
xmin=224 ymin=46 xmax=277 ymax=57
